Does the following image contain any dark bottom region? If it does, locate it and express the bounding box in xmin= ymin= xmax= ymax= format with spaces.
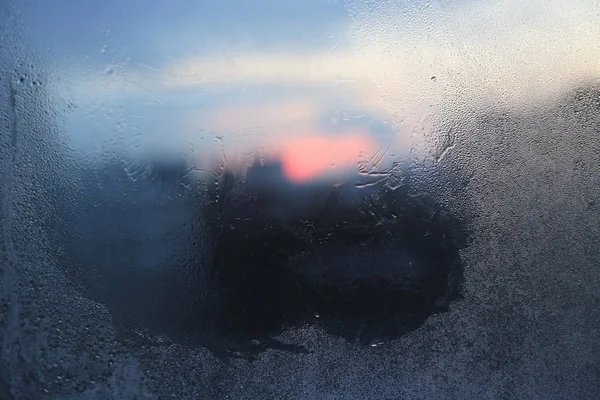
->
xmin=57 ymin=162 xmax=466 ymax=357
xmin=208 ymin=185 xmax=465 ymax=350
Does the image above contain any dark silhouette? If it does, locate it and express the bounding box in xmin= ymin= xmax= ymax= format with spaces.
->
xmin=208 ymin=159 xmax=466 ymax=351
xmin=56 ymin=153 xmax=467 ymax=358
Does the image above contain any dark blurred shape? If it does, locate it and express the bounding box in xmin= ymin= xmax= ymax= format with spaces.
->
xmin=57 ymin=154 xmax=466 ymax=357
xmin=209 ymin=159 xmax=466 ymax=347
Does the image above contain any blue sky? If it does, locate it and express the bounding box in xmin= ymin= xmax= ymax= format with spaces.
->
xmin=26 ymin=0 xmax=353 ymax=64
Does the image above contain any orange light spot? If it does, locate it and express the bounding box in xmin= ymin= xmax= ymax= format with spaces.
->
xmin=280 ymin=134 xmax=375 ymax=182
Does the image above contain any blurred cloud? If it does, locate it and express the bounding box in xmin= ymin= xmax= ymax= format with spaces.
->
xmin=208 ymin=97 xmax=322 ymax=133
xmin=60 ymin=0 xmax=600 ymax=117
xmin=347 ymin=0 xmax=600 ymax=111
xmin=163 ymin=51 xmax=372 ymax=87
xmin=45 ymin=0 xmax=600 ymax=181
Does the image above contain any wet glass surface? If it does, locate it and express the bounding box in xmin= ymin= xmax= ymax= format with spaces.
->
xmin=1 ymin=0 xmax=600 ymax=398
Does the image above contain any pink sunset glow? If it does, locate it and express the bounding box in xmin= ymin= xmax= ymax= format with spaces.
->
xmin=278 ymin=134 xmax=375 ymax=183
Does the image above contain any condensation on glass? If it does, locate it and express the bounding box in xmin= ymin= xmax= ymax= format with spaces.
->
xmin=1 ymin=0 xmax=600 ymax=398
